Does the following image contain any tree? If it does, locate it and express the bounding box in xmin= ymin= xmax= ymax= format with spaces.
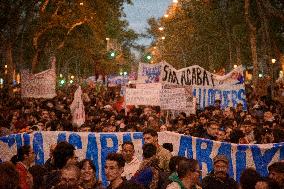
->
xmin=0 ymin=0 xmax=139 ymax=84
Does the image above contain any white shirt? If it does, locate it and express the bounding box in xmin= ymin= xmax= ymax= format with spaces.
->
xmin=122 ymin=156 xmax=141 ymax=180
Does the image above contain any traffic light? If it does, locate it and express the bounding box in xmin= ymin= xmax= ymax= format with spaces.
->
xmin=144 ymin=52 xmax=153 ymax=63
xmin=107 ymin=49 xmax=118 ymax=60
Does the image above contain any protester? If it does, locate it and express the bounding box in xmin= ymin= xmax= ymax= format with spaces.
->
xmin=44 ymin=141 xmax=78 ymax=188
xmin=239 ymin=168 xmax=261 ymax=189
xmin=105 ymin=153 xmax=144 ymax=189
xmin=15 ymin=145 xmax=35 ymax=189
xmin=121 ymin=141 xmax=141 ymax=180
xmin=268 ymin=162 xmax=284 ymax=189
xmin=0 ymin=162 xmax=19 ymax=189
xmin=57 ymin=164 xmax=81 ymax=188
xmin=202 ymin=155 xmax=238 ymax=189
xmin=79 ymin=159 xmax=104 ymax=189
xmin=166 ymin=158 xmax=201 ymax=189
xmin=143 ymin=128 xmax=172 ymax=172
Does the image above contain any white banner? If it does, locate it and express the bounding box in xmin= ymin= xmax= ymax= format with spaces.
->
xmin=21 ymin=57 xmax=56 ymax=99
xmin=137 ymin=62 xmax=246 ymax=109
xmin=125 ymin=88 xmax=160 ymax=106
xmin=0 ymin=131 xmax=283 ymax=186
xmin=137 ymin=63 xmax=162 ymax=83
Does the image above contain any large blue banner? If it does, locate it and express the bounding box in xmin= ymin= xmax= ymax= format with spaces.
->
xmin=1 ymin=132 xmax=283 ymax=185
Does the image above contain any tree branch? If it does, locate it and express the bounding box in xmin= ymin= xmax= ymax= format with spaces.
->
xmin=261 ymin=0 xmax=284 ymax=22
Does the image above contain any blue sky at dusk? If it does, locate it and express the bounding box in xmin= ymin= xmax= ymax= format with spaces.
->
xmin=124 ymin=0 xmax=172 ymax=47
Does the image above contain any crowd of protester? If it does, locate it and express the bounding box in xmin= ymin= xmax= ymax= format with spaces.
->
xmin=0 ymin=83 xmax=284 ymax=189
xmin=0 ymin=130 xmax=284 ymax=189
xmin=0 ymin=83 xmax=283 ymax=144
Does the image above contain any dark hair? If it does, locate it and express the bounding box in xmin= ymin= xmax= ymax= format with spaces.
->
xmin=143 ymin=128 xmax=158 ymax=137
xmin=53 ymin=141 xmax=75 ymax=169
xmin=142 ymin=143 xmax=157 ymax=159
xmin=229 ymin=129 xmax=245 ymax=143
xmin=79 ymin=159 xmax=96 ymax=173
xmin=256 ymin=177 xmax=280 ymax=189
xmin=268 ymin=162 xmax=284 ymax=173
xmin=169 ymin=156 xmax=188 ymax=173
xmin=177 ymin=158 xmax=199 ymax=179
xmin=17 ymin=145 xmax=31 ymax=162
xmin=106 ymin=153 xmax=125 ymax=168
xmin=240 ymin=168 xmax=261 ymax=189
xmin=0 ymin=162 xmax=19 ymax=189
xmin=162 ymin=143 xmax=173 ymax=152
xmin=29 ymin=165 xmax=47 ymax=189
xmin=122 ymin=141 xmax=134 ymax=149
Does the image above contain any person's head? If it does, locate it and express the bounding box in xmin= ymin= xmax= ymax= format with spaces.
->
xmin=53 ymin=141 xmax=77 ymax=169
xmin=213 ymin=155 xmax=229 ymax=180
xmin=264 ymin=111 xmax=274 ymax=122
xmin=160 ymin=125 xmax=167 ymax=132
xmin=255 ymin=177 xmax=280 ymax=189
xmin=105 ymin=153 xmax=125 ymax=182
xmin=0 ymin=162 xmax=19 ymax=189
xmin=240 ymin=120 xmax=254 ymax=135
xmin=60 ymin=164 xmax=81 ymax=187
xmin=207 ymin=121 xmax=220 ymax=137
xmin=216 ymin=129 xmax=226 ymax=142
xmin=143 ymin=128 xmax=158 ymax=145
xmin=142 ymin=143 xmax=157 ymax=159
xmin=240 ymin=168 xmax=261 ymax=189
xmin=17 ymin=145 xmax=35 ymax=166
xmin=268 ymin=162 xmax=284 ymax=187
xmin=122 ymin=141 xmax=135 ymax=163
xmin=79 ymin=159 xmax=97 ymax=182
xmin=177 ymin=158 xmax=201 ymax=185
xmin=236 ymin=103 xmax=243 ymax=112
xmin=199 ymin=115 xmax=207 ymax=125
xmin=169 ymin=156 xmax=188 ymax=173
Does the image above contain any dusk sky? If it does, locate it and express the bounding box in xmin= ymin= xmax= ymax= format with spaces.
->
xmin=123 ymin=0 xmax=172 ymax=47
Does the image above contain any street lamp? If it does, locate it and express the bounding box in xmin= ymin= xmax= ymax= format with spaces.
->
xmin=161 ymin=36 xmax=165 ymax=40
xmin=159 ymin=27 xmax=164 ymax=31
xmin=4 ymin=65 xmax=7 ymax=69
xmin=79 ymin=2 xmax=83 ymax=6
xmin=173 ymin=0 xmax=178 ymax=3
xmin=164 ymin=14 xmax=169 ymax=18
xmin=233 ymin=64 xmax=238 ymax=69
xmin=271 ymin=58 xmax=276 ymax=98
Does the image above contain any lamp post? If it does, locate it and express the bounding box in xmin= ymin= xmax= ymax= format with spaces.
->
xmin=271 ymin=58 xmax=276 ymax=98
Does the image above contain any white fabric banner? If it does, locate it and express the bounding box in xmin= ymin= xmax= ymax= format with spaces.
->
xmin=137 ymin=62 xmax=246 ymax=109
xmin=21 ymin=57 xmax=56 ymax=99
xmin=0 ymin=131 xmax=283 ymax=186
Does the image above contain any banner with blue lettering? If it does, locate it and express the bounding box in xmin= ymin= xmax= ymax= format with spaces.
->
xmin=107 ymin=75 xmax=129 ymax=87
xmin=1 ymin=132 xmax=283 ymax=186
xmin=137 ymin=63 xmax=162 ymax=83
xmin=138 ymin=62 xmax=246 ymax=109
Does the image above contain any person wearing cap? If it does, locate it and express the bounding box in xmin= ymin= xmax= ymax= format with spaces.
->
xmin=202 ymin=155 xmax=238 ymax=189
xmin=268 ymin=161 xmax=284 ymax=188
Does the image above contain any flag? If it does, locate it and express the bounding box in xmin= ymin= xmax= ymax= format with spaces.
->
xmin=70 ymin=86 xmax=85 ymax=127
